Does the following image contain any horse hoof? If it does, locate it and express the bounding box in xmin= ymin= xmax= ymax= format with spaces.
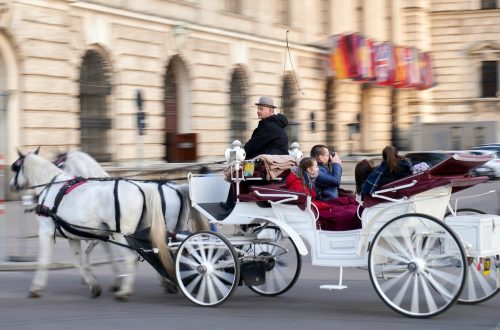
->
xmin=109 ymin=284 xmax=120 ymax=292
xmin=28 ymin=291 xmax=41 ymax=298
xmin=90 ymin=286 xmax=102 ymax=298
xmin=114 ymin=293 xmax=129 ymax=301
xmin=109 ymin=277 xmax=122 ymax=292
xmin=163 ymin=282 xmax=178 ymax=294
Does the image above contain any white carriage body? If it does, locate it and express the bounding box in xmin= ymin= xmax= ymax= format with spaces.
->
xmin=445 ymin=214 xmax=500 ymax=257
xmin=188 ymin=173 xmax=499 ymax=268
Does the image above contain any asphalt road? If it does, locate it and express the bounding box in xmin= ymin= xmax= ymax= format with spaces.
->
xmin=0 ymin=259 xmax=498 ymax=330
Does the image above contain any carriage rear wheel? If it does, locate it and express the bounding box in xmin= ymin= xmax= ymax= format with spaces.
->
xmin=445 ymin=208 xmax=500 ymax=304
xmin=368 ymin=213 xmax=466 ymax=318
xmin=246 ymin=227 xmax=302 ymax=296
xmin=175 ymin=231 xmax=240 ymax=306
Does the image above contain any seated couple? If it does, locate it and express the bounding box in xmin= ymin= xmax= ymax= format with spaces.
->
xmin=286 ymin=157 xmax=361 ymax=231
xmin=355 ymin=145 xmax=430 ymax=200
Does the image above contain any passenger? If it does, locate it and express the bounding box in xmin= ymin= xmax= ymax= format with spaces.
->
xmin=354 ymin=159 xmax=374 ymax=195
xmin=360 ymin=146 xmax=413 ymax=199
xmin=285 ymin=157 xmax=319 ymax=197
xmin=310 ymin=145 xmax=342 ymax=201
xmin=286 ymin=157 xmax=360 ymax=231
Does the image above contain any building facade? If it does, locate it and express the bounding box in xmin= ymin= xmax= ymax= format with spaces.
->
xmin=0 ymin=0 xmax=498 ymax=173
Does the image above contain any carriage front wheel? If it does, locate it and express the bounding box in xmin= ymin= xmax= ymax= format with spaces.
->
xmin=368 ymin=213 xmax=466 ymax=318
xmin=175 ymin=231 xmax=240 ymax=306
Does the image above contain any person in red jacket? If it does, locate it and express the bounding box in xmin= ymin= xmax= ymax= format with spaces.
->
xmin=285 ymin=157 xmax=319 ymax=197
xmin=286 ymin=157 xmax=361 ymax=231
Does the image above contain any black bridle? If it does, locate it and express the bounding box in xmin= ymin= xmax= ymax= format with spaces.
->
xmin=10 ymin=154 xmax=27 ymax=190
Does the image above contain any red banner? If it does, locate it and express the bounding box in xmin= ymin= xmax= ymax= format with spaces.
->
xmin=329 ymin=33 xmax=436 ymax=90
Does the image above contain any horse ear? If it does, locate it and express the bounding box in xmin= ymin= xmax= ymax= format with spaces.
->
xmin=17 ymin=148 xmax=24 ymax=158
xmin=34 ymin=146 xmax=41 ymax=155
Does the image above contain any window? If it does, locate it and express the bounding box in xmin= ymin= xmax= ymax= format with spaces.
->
xmin=325 ymin=77 xmax=335 ymax=147
xmin=229 ymin=68 xmax=247 ymax=143
xmin=282 ymin=74 xmax=297 ymax=144
xmin=481 ymin=61 xmax=498 ymax=97
xmin=277 ymin=0 xmax=291 ymax=26
xmin=227 ymin=0 xmax=243 ymax=15
xmin=321 ymin=0 xmax=330 ymax=34
xmin=450 ymin=126 xmax=463 ymax=150
xmin=79 ymin=50 xmax=112 ymax=162
xmin=481 ymin=0 xmax=497 ymax=9
xmin=474 ymin=127 xmax=486 ymax=146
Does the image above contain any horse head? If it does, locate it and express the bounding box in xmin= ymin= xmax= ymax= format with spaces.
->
xmin=9 ymin=147 xmax=62 ymax=191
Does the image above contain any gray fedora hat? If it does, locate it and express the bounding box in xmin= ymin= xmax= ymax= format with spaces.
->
xmin=255 ymin=96 xmax=276 ymax=109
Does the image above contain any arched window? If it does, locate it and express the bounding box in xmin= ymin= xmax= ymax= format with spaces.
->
xmin=229 ymin=68 xmax=247 ymax=143
xmin=282 ymin=74 xmax=297 ymax=144
xmin=79 ymin=49 xmax=112 ymax=162
xmin=164 ymin=55 xmax=194 ymax=162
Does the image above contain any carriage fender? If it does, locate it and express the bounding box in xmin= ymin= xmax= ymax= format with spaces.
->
xmin=256 ymin=216 xmax=308 ymax=256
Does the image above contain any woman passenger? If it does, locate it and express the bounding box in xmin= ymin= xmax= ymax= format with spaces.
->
xmin=360 ymin=146 xmax=412 ymax=199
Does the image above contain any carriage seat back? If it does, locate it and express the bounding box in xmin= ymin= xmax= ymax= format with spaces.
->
xmin=188 ymin=174 xmax=231 ymax=204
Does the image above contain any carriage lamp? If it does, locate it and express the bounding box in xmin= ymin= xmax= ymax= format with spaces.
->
xmin=289 ymin=142 xmax=303 ymax=160
xmin=224 ymin=140 xmax=246 ymax=164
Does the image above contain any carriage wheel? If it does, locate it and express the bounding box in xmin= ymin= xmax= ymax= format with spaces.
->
xmin=175 ymin=231 xmax=240 ymax=306
xmin=445 ymin=208 xmax=500 ymax=304
xmin=368 ymin=213 xmax=466 ymax=318
xmin=247 ymin=227 xmax=302 ymax=296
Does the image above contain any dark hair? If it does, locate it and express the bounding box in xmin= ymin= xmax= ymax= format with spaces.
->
xmin=310 ymin=145 xmax=328 ymax=158
xmin=295 ymin=157 xmax=316 ymax=190
xmin=382 ymin=146 xmax=405 ymax=173
xmin=354 ymin=159 xmax=373 ymax=194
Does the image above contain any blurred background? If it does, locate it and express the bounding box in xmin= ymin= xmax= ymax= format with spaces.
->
xmin=0 ymin=0 xmax=499 ymax=197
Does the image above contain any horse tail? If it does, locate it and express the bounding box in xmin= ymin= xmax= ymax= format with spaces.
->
xmin=177 ymin=183 xmax=209 ymax=232
xmin=141 ymin=183 xmax=174 ymax=278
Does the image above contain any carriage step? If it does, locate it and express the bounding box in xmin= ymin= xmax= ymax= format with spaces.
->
xmin=320 ymin=284 xmax=347 ymax=290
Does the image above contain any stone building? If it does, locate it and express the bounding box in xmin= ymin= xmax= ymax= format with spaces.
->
xmin=0 ymin=0 xmax=498 ymax=172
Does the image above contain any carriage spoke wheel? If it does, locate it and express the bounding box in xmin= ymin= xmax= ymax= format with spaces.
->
xmin=445 ymin=208 xmax=500 ymax=304
xmin=247 ymin=227 xmax=302 ymax=296
xmin=368 ymin=213 xmax=466 ymax=318
xmin=175 ymin=231 xmax=240 ymax=306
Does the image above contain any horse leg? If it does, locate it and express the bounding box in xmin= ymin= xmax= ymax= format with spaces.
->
xmin=84 ymin=240 xmax=121 ymax=292
xmin=29 ymin=219 xmax=54 ymax=298
xmin=67 ymin=239 xmax=101 ymax=298
xmin=114 ymin=236 xmax=138 ymax=301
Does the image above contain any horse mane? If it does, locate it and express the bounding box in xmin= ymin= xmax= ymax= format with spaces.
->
xmin=25 ymin=153 xmax=65 ymax=184
xmin=64 ymin=150 xmax=109 ymax=178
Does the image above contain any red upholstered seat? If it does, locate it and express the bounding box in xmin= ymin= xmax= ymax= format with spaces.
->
xmin=238 ymin=184 xmax=309 ymax=210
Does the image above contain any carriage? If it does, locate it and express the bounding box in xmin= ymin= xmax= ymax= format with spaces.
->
xmin=174 ymin=146 xmax=500 ymax=318
xmin=10 ymin=148 xmax=499 ymax=318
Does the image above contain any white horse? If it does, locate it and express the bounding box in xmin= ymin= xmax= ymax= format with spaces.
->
xmin=53 ymin=150 xmax=208 ymax=292
xmin=53 ymin=150 xmax=206 ymax=233
xmin=10 ymin=148 xmax=174 ymax=300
